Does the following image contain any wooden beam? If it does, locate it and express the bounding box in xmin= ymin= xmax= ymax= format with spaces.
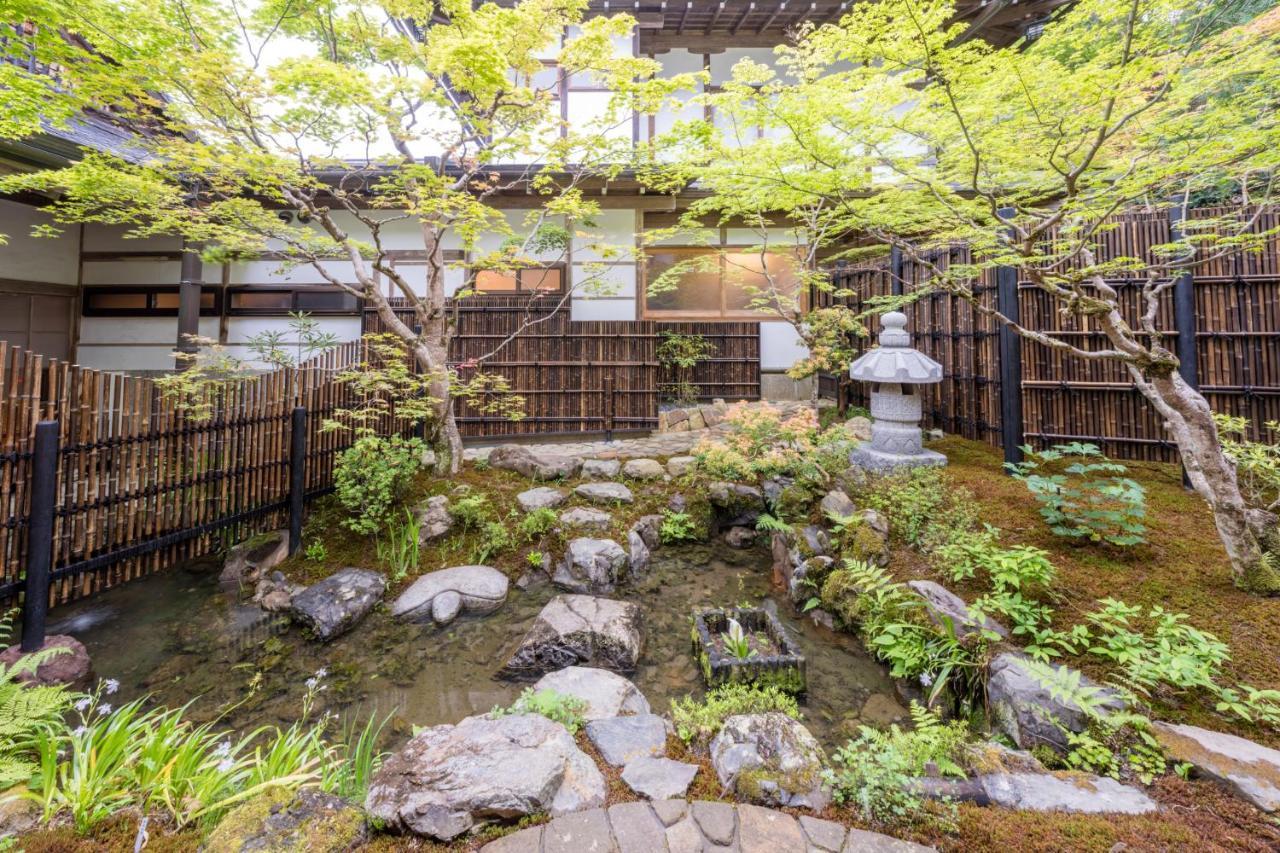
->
xmin=731 ymin=2 xmax=755 ymax=35
xmin=704 ymin=1 xmax=725 ymax=34
xmin=756 ymin=1 xmax=784 ymax=34
xmin=677 ymin=0 xmax=691 ymax=34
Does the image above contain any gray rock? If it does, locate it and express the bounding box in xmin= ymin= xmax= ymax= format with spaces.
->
xmin=1153 ymin=721 xmax=1280 ymax=811
xmin=416 ymin=496 xmax=454 ymax=544
xmin=289 ymin=568 xmax=386 ymax=641
xmin=819 ymin=489 xmax=857 ymax=520
xmin=574 ymin=482 xmax=634 ymax=505
xmin=798 ymin=525 xmax=830 ymax=558
xmin=391 ymin=565 xmax=509 ymax=626
xmin=0 ymin=635 xmax=91 ymax=688
xmin=908 ymin=580 xmax=1007 ymax=640
xmin=365 ymin=713 xmax=604 ymax=840
xmin=691 ymin=800 xmax=736 ymax=845
xmin=926 ymin=428 xmax=945 ymax=441
xmin=541 ymin=808 xmax=614 ymax=853
xmin=800 ymin=814 xmax=847 ymax=851
xmin=986 ymin=652 xmax=1125 ymax=753
xmin=621 ymin=757 xmax=699 ymax=800
xmin=581 ymin=459 xmax=622 ymax=480
xmin=252 ymin=571 xmax=302 ymax=613
xmin=709 ymin=713 xmax=829 ymax=810
xmin=844 ymin=828 xmax=936 ymax=852
xmin=517 ymin=487 xmax=568 ymax=513
xmin=480 ymin=824 xmax=544 ymax=852
xmin=552 ymin=538 xmax=629 ymax=594
xmin=666 ymin=456 xmax=696 ymax=477
xmin=559 ymin=507 xmax=612 ymax=531
xmin=489 ymin=444 xmax=583 ymax=480
xmin=725 ymin=525 xmax=757 ymax=549
xmin=762 ymin=476 xmax=794 ymax=507
xmin=204 ymin=788 xmax=366 ymax=853
xmin=533 ymin=666 xmax=651 ymax=720
xmin=917 ymin=771 xmax=1157 ymax=814
xmin=607 ymin=802 xmax=668 ymax=853
xmin=627 ymin=525 xmax=652 ymax=578
xmin=586 ymin=714 xmax=667 ymax=766
xmin=738 ymin=803 xmax=806 ymax=853
xmin=220 ymin=530 xmax=289 ymax=591
xmin=709 ymin=481 xmax=766 ymax=526
xmin=850 ymin=416 xmax=872 ymax=441
xmin=622 ymin=458 xmax=665 ymax=480
xmin=501 ymin=595 xmax=644 ymax=679
xmin=651 ymin=799 xmax=687 ymax=826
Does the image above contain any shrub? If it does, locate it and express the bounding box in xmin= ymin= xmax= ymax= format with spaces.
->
xmin=659 ymin=509 xmax=699 ymax=544
xmin=824 ymin=703 xmax=967 ymax=827
xmin=693 ymin=403 xmax=820 ymax=481
xmin=1215 ymin=413 xmax=1280 ymax=511
xmin=657 ymin=331 xmax=714 ymax=403
xmin=1008 ymin=442 xmax=1147 ymax=546
xmin=519 ymin=507 xmax=558 ymax=541
xmin=333 ymin=434 xmax=424 ymax=536
xmin=473 ymin=520 xmax=514 ymax=564
xmin=670 ymin=684 xmax=800 ymax=747
xmin=491 ymin=689 xmax=587 ymax=734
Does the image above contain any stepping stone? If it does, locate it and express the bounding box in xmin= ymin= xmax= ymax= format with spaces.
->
xmin=480 ymin=824 xmax=543 ymax=852
xmin=691 ymin=800 xmax=736 ymax=846
xmin=586 ymin=714 xmax=667 ymax=766
xmin=800 ymin=815 xmax=847 ymax=851
xmin=541 ymin=808 xmax=613 ymax=853
xmin=622 ymin=757 xmax=699 ymax=800
xmin=1154 ymin=721 xmax=1280 ymax=811
xmin=390 ymin=565 xmax=509 ymax=626
xmin=917 ymin=771 xmax=1156 ymax=814
xmin=517 ymin=487 xmax=567 ymax=512
xmin=666 ymin=456 xmax=696 ymax=477
xmin=845 ymin=828 xmax=937 ymax=851
xmin=581 ymin=459 xmax=622 ymax=479
xmin=499 ymin=595 xmax=644 ymax=679
xmin=533 ymin=666 xmax=651 ymax=720
xmin=289 ymin=568 xmax=386 ymax=642
xmin=651 ymin=799 xmax=687 ymax=827
xmin=559 ymin=507 xmax=612 ymax=531
xmin=607 ymin=802 xmax=667 ymax=853
xmin=552 ymin=537 xmax=628 ymax=594
xmin=737 ymin=803 xmax=805 ymax=853
xmin=574 ymin=482 xmax=634 ymax=505
xmin=622 ymin=458 xmax=664 ymax=479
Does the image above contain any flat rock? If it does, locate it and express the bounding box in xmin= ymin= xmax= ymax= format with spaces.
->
xmin=0 ymin=635 xmax=91 ymax=687
xmin=500 ymin=595 xmax=644 ymax=679
xmin=986 ymin=652 xmax=1125 ymax=753
xmin=365 ymin=713 xmax=604 ymax=840
xmin=552 ymin=537 xmax=629 ymax=594
xmin=559 ymin=507 xmax=612 ymax=531
xmin=666 ymin=456 xmax=697 ymax=477
xmin=622 ymin=458 xmax=665 ymax=480
xmin=844 ymin=828 xmax=936 ymax=852
xmin=819 ymin=489 xmax=857 ymax=520
xmin=220 ymin=529 xmax=289 ymax=591
xmin=651 ymin=799 xmax=687 ymax=827
xmin=918 ymin=771 xmax=1156 ymax=814
xmin=416 ymin=495 xmax=454 ymax=544
xmin=289 ymin=568 xmax=386 ymax=641
xmin=800 ymin=814 xmax=847 ymax=851
xmin=489 ymin=445 xmax=583 ymax=480
xmin=607 ymin=802 xmax=667 ymax=853
xmin=908 ymin=580 xmax=1007 ymax=640
xmin=480 ymin=824 xmax=544 ymax=852
xmin=710 ymin=713 xmax=829 ymax=810
xmin=574 ymin=482 xmax=634 ymax=505
xmin=533 ymin=666 xmax=651 ymax=720
xmin=541 ymin=808 xmax=613 ymax=853
xmin=586 ymin=713 xmax=667 ymax=766
xmin=517 ymin=487 xmax=568 ymax=512
xmin=738 ymin=803 xmax=805 ymax=853
xmin=204 ymin=788 xmax=365 ymax=853
xmin=1154 ymin=721 xmax=1280 ymax=811
xmin=691 ymin=800 xmax=736 ymax=845
xmin=391 ymin=565 xmax=509 ymax=626
xmin=581 ymin=459 xmax=622 ymax=480
xmin=621 ymin=757 xmax=699 ymax=800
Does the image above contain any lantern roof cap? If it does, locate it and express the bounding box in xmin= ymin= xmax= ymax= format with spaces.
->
xmin=849 ymin=312 xmax=943 ymax=384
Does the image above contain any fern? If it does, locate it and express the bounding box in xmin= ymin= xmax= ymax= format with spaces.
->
xmin=0 ymin=614 xmax=74 ymax=789
xmin=755 ymin=513 xmax=793 ymax=534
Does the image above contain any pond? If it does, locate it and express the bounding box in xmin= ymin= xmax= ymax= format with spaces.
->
xmin=50 ymin=543 xmax=906 ymax=748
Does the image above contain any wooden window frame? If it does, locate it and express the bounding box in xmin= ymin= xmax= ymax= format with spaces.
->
xmin=467 ymin=263 xmax=568 ymax=296
xmin=225 ymin=285 xmax=360 ymax=316
xmin=82 ymin=285 xmax=222 ymax=318
xmin=640 ymin=246 xmax=803 ymax=321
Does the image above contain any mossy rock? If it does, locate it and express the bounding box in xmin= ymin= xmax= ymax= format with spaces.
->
xmin=773 ymin=482 xmax=817 ymax=523
xmin=205 ymin=786 xmax=366 ymax=853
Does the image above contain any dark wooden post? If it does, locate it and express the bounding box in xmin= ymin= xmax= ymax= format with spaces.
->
xmin=21 ymin=421 xmax=59 ymax=652
xmin=996 ymin=208 xmax=1025 ymax=470
xmin=176 ymin=238 xmax=203 ymax=369
xmin=603 ymin=375 xmax=616 ymax=442
xmin=890 ymin=245 xmax=905 ymax=297
xmin=288 ymin=406 xmax=307 ymax=555
xmin=1169 ymin=205 xmax=1200 ymax=488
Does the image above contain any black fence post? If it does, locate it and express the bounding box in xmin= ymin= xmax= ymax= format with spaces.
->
xmin=996 ymin=207 xmax=1025 ymax=471
xmin=1169 ymin=205 xmax=1200 ymax=488
xmin=21 ymin=421 xmax=59 ymax=653
xmin=288 ymin=406 xmax=307 ymax=555
xmin=890 ymin=246 xmax=905 ymax=297
xmin=603 ymin=376 xmax=615 ymax=443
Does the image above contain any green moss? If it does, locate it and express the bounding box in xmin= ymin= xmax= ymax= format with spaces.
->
xmin=836 ymin=518 xmax=887 ymax=564
xmin=204 ymin=788 xmax=365 ymax=853
xmin=774 ymin=481 xmax=816 ymax=522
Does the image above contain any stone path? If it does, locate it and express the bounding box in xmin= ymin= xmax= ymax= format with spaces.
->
xmin=480 ymin=800 xmax=935 ymax=853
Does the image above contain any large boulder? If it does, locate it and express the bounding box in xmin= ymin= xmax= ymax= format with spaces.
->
xmin=986 ymin=653 xmax=1125 ymax=753
xmin=220 ymin=530 xmax=289 ymax=591
xmin=708 ymin=482 xmax=766 ymax=527
xmin=908 ymin=580 xmax=1007 ymax=640
xmin=205 ymin=787 xmax=366 ymax=853
xmin=0 ymin=635 xmax=91 ymax=687
xmin=489 ymin=445 xmax=583 ymax=480
xmin=552 ymin=538 xmax=629 ymax=594
xmin=365 ymin=713 xmax=605 ymax=840
xmin=391 ymin=565 xmax=509 ymax=626
xmin=585 ymin=713 xmax=667 ymax=766
xmin=532 ymin=666 xmax=651 ymax=720
xmin=626 ymin=515 xmax=662 ymax=578
xmin=289 ymin=568 xmax=386 ymax=642
xmin=516 ymin=487 xmax=567 ymax=513
xmin=500 ymin=595 xmax=644 ymax=679
xmin=1153 ymin=721 xmax=1280 ymax=812
xmin=709 ymin=713 xmax=829 ymax=810
xmin=574 ymin=482 xmax=634 ymax=505
xmin=622 ymin=458 xmax=665 ymax=480
xmin=416 ymin=496 xmax=454 ymax=544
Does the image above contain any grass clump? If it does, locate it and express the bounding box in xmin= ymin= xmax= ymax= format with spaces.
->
xmin=670 ymin=684 xmax=800 ymax=748
xmin=491 ymin=689 xmax=588 ymax=735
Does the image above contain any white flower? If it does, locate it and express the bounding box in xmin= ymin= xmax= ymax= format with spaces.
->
xmin=72 ymin=725 xmax=87 ymax=737
xmin=97 ymin=703 xmax=112 ymax=716
xmin=919 ymin=672 xmax=935 ymax=688
xmin=103 ymin=678 xmax=119 ymax=695
xmin=216 ymin=757 xmax=236 ymax=773
xmin=314 ymin=667 xmax=328 ymax=680
xmin=213 ymin=740 xmax=231 ymax=758
xmin=305 ymin=677 xmax=318 ymax=690
xmin=73 ymin=697 xmax=90 ymax=712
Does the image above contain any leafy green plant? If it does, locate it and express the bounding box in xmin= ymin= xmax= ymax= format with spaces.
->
xmin=824 ymin=703 xmax=967 ymax=827
xmin=376 ymin=508 xmax=421 ymax=581
xmin=1214 ymin=413 xmax=1280 ymax=512
xmin=473 ymin=520 xmax=514 ymax=564
xmin=0 ymin=616 xmax=73 ymax=789
xmin=491 ymin=689 xmax=588 ymax=735
xmin=526 ymin=550 xmax=546 ymax=568
xmin=1008 ymin=443 xmax=1147 ymax=546
xmin=303 ymin=540 xmax=328 ymax=563
xmin=670 ymin=684 xmax=800 ymax=747
xmin=1062 ymin=713 xmax=1166 ymax=786
xmin=657 ymin=331 xmax=715 ymax=403
xmin=659 ymin=509 xmax=699 ymax=544
xmin=720 ymin=618 xmax=756 ymax=659
xmin=518 ymin=507 xmax=558 ymax=541
xmin=451 ymin=494 xmax=494 ymax=531
xmin=333 ymin=434 xmax=424 ymax=536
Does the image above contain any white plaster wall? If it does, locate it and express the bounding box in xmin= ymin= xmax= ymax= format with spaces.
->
xmin=0 ymin=200 xmax=81 ymax=285
xmin=760 ymin=320 xmax=809 ymax=371
xmin=77 ymin=317 xmax=220 ymax=371
xmin=82 ymin=260 xmax=183 ymax=285
xmin=652 ymin=50 xmax=704 ymax=140
xmin=82 ymin=223 xmax=181 ymax=253
xmin=223 ymin=316 xmax=363 ymax=369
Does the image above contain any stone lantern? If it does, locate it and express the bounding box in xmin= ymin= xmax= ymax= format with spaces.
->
xmin=848 ymin=311 xmax=946 ymax=471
